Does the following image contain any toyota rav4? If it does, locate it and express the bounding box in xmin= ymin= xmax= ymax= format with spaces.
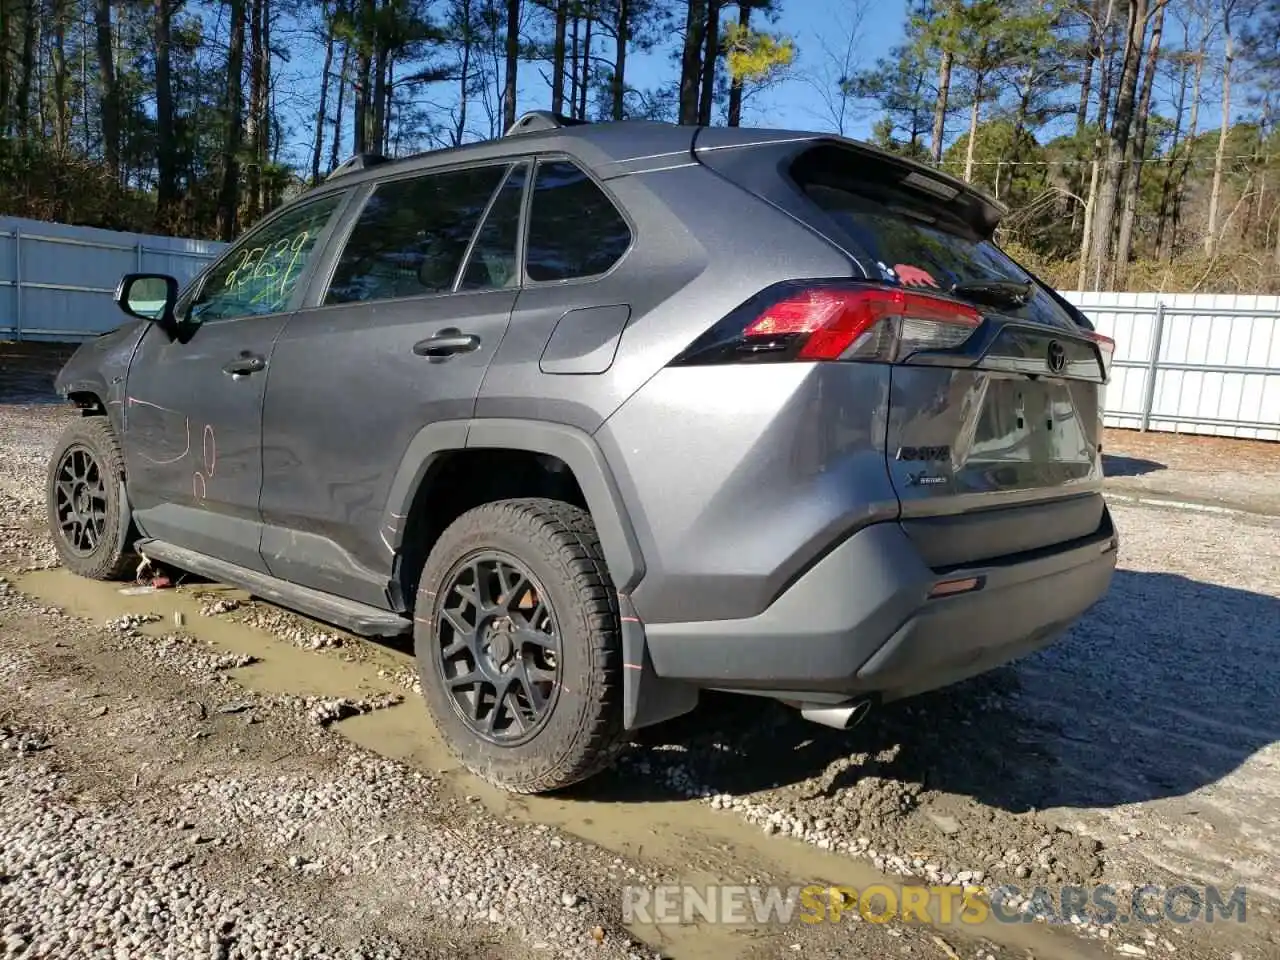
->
xmin=47 ymin=113 xmax=1118 ymax=793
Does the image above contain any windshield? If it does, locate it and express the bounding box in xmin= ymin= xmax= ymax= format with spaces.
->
xmin=802 ymin=181 xmax=1077 ymax=331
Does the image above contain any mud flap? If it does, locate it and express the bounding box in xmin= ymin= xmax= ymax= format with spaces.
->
xmin=620 ymin=595 xmax=698 ymax=730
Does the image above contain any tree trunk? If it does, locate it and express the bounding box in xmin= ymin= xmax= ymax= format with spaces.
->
xmin=1089 ymin=0 xmax=1147 ymax=289
xmin=578 ymin=1 xmax=592 ymax=119
xmin=1076 ymin=0 xmax=1118 ymax=289
xmin=679 ymin=0 xmax=705 ymax=124
xmin=245 ymin=0 xmax=266 ymax=221
xmin=352 ymin=0 xmax=373 ymax=153
xmin=217 ymin=0 xmax=247 ymax=241
xmin=727 ymin=0 xmax=750 ymax=126
xmin=1153 ymin=46 xmax=1190 ymax=259
xmin=697 ymin=0 xmax=720 ymax=125
xmin=455 ymin=0 xmax=473 ymax=142
xmin=1075 ymin=0 xmax=1100 ymax=135
xmin=154 ymin=0 xmax=179 ymax=227
xmin=551 ymin=0 xmax=567 ymax=114
xmin=94 ymin=0 xmax=119 ymax=179
xmin=610 ymin=0 xmax=628 ymax=120
xmin=570 ymin=10 xmax=581 ymax=110
xmin=963 ymin=66 xmax=984 ymax=183
xmin=310 ymin=0 xmax=335 ymax=184
xmin=1204 ymin=9 xmax=1233 ymax=258
xmin=930 ymin=49 xmax=952 ymax=164
xmin=503 ymin=0 xmax=519 ymax=130
xmin=50 ymin=0 xmax=71 ymax=152
xmin=330 ymin=42 xmax=349 ymax=170
xmin=0 ymin=0 xmax=9 ymax=135
xmin=15 ymin=0 xmax=37 ymax=136
xmin=371 ymin=43 xmax=388 ymax=148
xmin=1113 ymin=0 xmax=1165 ymax=282
xmin=1168 ymin=47 xmax=1204 ymax=257
xmin=260 ymin=0 xmax=273 ymax=210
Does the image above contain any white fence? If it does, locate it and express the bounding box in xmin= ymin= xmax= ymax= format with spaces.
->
xmin=0 ymin=215 xmax=223 ymax=342
xmin=0 ymin=217 xmax=1276 ymax=441
xmin=1065 ymin=292 xmax=1280 ymax=442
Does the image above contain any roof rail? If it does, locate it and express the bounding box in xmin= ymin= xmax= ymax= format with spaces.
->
xmin=504 ymin=110 xmax=589 ymax=137
xmin=326 ymin=152 xmax=391 ymax=181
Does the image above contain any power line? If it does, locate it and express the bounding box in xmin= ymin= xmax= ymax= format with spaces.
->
xmin=954 ymin=154 xmax=1274 ymax=167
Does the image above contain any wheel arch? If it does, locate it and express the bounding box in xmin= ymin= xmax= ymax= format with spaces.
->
xmin=383 ymin=419 xmax=646 ymax=598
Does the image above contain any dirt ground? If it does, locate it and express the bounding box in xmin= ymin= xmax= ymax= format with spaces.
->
xmin=2 ymin=344 xmax=1279 ymax=960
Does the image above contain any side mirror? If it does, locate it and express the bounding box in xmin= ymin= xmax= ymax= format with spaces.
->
xmin=114 ymin=273 xmax=180 ymax=332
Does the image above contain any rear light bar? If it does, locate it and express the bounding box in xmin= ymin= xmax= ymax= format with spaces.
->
xmin=671 ymin=281 xmax=983 ymax=366
xmin=1081 ymin=328 xmax=1115 ymax=376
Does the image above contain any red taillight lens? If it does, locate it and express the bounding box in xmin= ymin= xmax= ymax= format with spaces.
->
xmin=691 ymin=283 xmax=982 ymax=364
xmin=1083 ymin=328 xmax=1115 ymax=378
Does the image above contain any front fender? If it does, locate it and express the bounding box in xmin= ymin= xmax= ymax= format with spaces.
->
xmin=54 ymin=321 xmax=148 ymax=432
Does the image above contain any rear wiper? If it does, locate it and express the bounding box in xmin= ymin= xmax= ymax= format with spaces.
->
xmin=950 ymin=279 xmax=1033 ymax=308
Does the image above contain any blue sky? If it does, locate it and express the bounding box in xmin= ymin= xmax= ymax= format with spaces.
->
xmin=273 ymin=0 xmax=910 ymax=165
xmin=574 ymin=0 xmax=908 ymax=137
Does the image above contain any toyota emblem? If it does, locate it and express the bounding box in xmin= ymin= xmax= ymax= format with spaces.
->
xmin=1047 ymin=340 xmax=1067 ymax=374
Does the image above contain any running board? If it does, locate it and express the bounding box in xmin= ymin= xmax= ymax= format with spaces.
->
xmin=135 ymin=539 xmax=413 ymax=638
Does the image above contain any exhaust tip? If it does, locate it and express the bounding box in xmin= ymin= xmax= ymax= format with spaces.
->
xmin=800 ymin=698 xmax=873 ymax=731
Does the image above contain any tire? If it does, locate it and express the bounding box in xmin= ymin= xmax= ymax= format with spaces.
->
xmin=45 ymin=417 xmax=137 ymax=580
xmin=414 ymin=498 xmax=626 ymax=793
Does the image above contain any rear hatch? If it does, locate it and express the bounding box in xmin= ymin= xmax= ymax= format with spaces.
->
xmin=699 ymin=138 xmax=1115 ymax=567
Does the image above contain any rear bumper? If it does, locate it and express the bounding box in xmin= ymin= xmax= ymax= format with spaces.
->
xmin=643 ymin=510 xmax=1117 ymax=701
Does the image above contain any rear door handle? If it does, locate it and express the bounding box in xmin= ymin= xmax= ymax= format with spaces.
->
xmin=413 ymin=328 xmax=481 ymax=358
xmin=222 ymin=354 xmax=267 ymax=376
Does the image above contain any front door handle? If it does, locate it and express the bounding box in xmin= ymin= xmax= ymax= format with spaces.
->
xmin=222 ymin=354 xmax=267 ymax=377
xmin=413 ymin=328 xmax=481 ymax=358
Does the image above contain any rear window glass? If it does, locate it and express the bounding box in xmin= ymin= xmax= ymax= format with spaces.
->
xmin=525 ymin=160 xmax=631 ymax=282
xmin=800 ymin=178 xmax=1076 ymax=330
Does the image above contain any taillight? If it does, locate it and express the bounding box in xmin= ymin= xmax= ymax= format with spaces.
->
xmin=1082 ymin=329 xmax=1115 ymax=378
xmin=671 ymin=281 xmax=983 ymax=365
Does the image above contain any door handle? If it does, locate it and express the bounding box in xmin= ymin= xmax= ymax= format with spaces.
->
xmin=413 ymin=328 xmax=481 ymax=358
xmin=222 ymin=354 xmax=267 ymax=376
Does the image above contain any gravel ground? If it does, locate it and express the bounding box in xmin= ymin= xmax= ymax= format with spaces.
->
xmin=2 ymin=346 xmax=1279 ymax=960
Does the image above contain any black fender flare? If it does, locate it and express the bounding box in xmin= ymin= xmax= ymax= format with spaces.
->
xmin=381 ymin=418 xmax=646 ymax=593
xmin=381 ymin=418 xmax=696 ymax=730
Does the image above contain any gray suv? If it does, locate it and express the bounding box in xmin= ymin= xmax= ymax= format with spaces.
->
xmin=47 ymin=113 xmax=1118 ymax=793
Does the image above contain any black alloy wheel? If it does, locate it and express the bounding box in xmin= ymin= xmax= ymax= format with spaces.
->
xmin=435 ymin=552 xmax=563 ymax=745
xmin=53 ymin=445 xmax=109 ymax=556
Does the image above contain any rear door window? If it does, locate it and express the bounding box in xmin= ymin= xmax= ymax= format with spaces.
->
xmin=798 ymin=172 xmax=1076 ymax=330
xmin=525 ymin=160 xmax=631 ymax=282
xmin=325 ymin=164 xmax=509 ymax=305
xmin=460 ymin=163 xmax=529 ymax=291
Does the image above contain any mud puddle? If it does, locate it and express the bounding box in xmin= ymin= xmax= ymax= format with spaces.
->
xmin=18 ymin=568 xmax=1106 ymax=960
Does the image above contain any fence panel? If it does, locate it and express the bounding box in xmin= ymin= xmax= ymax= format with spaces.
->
xmin=1065 ymin=291 xmax=1280 ymax=442
xmin=0 ymin=215 xmax=224 ymax=341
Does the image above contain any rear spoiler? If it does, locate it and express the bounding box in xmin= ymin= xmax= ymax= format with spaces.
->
xmin=791 ymin=139 xmax=1007 ymax=239
xmin=693 ymin=128 xmax=1007 ymax=239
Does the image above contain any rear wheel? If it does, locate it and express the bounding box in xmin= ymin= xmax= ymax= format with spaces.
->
xmin=45 ymin=418 xmax=136 ymax=580
xmin=414 ymin=498 xmax=625 ymax=793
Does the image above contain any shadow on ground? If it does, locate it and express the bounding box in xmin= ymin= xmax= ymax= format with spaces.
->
xmin=0 ymin=342 xmax=77 ymax=405
xmin=583 ymin=570 xmax=1280 ymax=815
xmin=1103 ymin=453 xmax=1166 ymax=477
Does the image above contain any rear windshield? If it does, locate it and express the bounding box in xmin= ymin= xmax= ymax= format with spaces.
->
xmin=799 ymin=178 xmax=1077 ymax=331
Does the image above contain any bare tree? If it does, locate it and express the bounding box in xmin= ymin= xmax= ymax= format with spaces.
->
xmin=797 ymin=0 xmax=870 ymax=136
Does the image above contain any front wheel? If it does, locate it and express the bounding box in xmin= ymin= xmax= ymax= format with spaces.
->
xmin=414 ymin=498 xmax=626 ymax=793
xmin=45 ymin=417 xmax=136 ymax=580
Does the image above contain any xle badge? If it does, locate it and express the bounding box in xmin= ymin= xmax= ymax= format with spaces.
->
xmin=897 ymin=446 xmax=950 ymax=488
xmin=896 ymin=445 xmax=951 ymax=461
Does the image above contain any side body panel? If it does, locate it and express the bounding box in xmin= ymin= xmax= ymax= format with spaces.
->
xmin=122 ymin=316 xmax=288 ymax=572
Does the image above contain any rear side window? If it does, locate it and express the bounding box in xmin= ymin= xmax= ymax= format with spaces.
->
xmin=796 ymin=156 xmax=1076 ymax=329
xmin=525 ymin=160 xmax=631 ymax=282
xmin=460 ymin=163 xmax=528 ymax=291
xmin=325 ymin=164 xmax=508 ymax=304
